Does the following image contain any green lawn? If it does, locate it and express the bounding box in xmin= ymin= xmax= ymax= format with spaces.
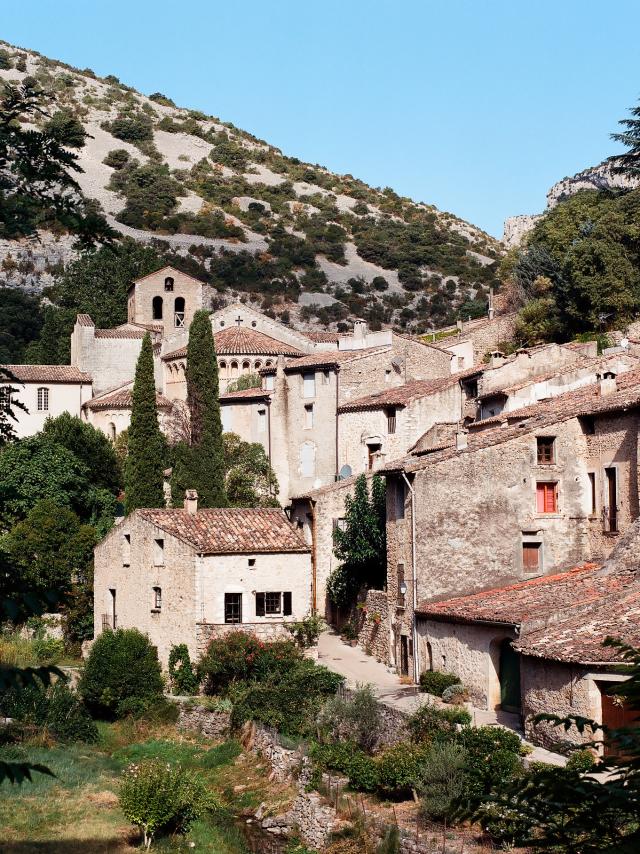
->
xmin=0 ymin=722 xmax=296 ymax=853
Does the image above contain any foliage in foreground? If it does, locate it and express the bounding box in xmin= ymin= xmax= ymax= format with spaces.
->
xmin=0 ymin=679 xmax=98 ymax=744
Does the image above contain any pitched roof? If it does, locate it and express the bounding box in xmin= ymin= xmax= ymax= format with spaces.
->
xmin=337 ymin=371 xmax=476 ymax=413
xmin=304 ymin=331 xmax=341 ymax=343
xmin=219 ymin=387 xmax=271 ymax=402
xmin=163 ymin=327 xmax=303 ymax=361
xmin=83 ymin=384 xmax=172 ymax=411
xmin=416 ymin=563 xmax=605 ymax=626
xmin=130 ymin=265 xmax=204 ymax=289
xmin=266 ymin=346 xmax=392 ymax=374
xmin=1 ymin=365 xmax=92 ymax=384
xmin=136 ymin=507 xmax=309 ymax=554
xmin=76 ymin=314 xmax=94 ymax=327
xmin=383 ymin=367 xmax=640 ymax=474
xmin=94 ymin=327 xmax=148 ymax=339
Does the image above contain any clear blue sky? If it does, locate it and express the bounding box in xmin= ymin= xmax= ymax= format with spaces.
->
xmin=4 ymin=1 xmax=639 ymax=237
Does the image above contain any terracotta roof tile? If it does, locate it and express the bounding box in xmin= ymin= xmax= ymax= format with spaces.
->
xmin=1 ymin=365 xmax=92 ymax=383
xmin=163 ymin=327 xmax=303 ymax=361
xmin=94 ymin=327 xmax=148 ymax=339
xmin=219 ymin=387 xmax=271 ymax=402
xmin=304 ymin=331 xmax=341 ymax=343
xmin=136 ymin=507 xmax=309 ymax=554
xmin=84 ymin=384 xmax=171 ymax=411
xmin=272 ymin=346 xmax=392 ymax=374
xmin=337 ymin=370 xmax=479 ymax=413
xmin=76 ymin=314 xmax=94 ymax=326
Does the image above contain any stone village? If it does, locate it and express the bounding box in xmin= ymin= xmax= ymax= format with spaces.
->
xmin=4 ymin=264 xmax=640 ymax=754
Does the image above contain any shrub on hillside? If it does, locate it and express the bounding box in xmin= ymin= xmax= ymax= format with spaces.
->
xmin=119 ymin=760 xmax=216 ymax=847
xmin=102 ymin=112 xmax=153 ymax=143
xmin=79 ymin=628 xmax=164 ymax=718
xmin=409 ymin=703 xmax=471 ymax=744
xmin=456 ymin=725 xmax=524 ymax=803
xmin=419 ymin=670 xmax=461 ymax=697
xmin=198 ymin=631 xmax=302 ymax=694
xmin=376 ymin=741 xmax=430 ymax=798
xmin=0 ymin=680 xmax=98 ymax=743
xmin=414 ymin=742 xmax=468 ymax=821
xmin=317 ymin=683 xmax=381 ymax=751
xmin=103 ymin=148 xmax=131 ymax=170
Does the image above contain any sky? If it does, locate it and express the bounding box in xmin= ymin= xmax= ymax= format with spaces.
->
xmin=3 ymin=1 xmax=639 ymax=237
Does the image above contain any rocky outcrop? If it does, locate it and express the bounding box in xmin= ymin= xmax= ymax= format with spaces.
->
xmin=502 ymin=214 xmax=542 ymax=248
xmin=546 ymin=161 xmax=639 ymax=209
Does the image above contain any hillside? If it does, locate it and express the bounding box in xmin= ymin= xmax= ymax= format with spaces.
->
xmin=0 ymin=41 xmax=502 ymax=335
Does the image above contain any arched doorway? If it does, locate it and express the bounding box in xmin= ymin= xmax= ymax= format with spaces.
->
xmin=499 ymin=639 xmax=521 ymax=712
xmin=152 ymin=296 xmax=163 ymax=320
xmin=174 ymin=296 xmax=185 ymax=328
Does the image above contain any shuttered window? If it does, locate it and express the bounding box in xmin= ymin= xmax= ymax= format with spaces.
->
xmin=523 ymin=543 xmax=541 ymax=573
xmin=536 ymin=482 xmax=558 ymax=513
xmin=303 ymin=372 xmax=316 ymax=398
xmin=283 ymin=592 xmax=292 ymax=616
xmin=224 ymin=593 xmax=242 ymax=624
xmin=536 ymin=437 xmax=555 ymax=464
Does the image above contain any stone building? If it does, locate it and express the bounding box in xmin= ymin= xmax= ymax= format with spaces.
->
xmin=82 ymin=382 xmax=173 ymax=439
xmin=380 ymin=368 xmax=640 ymax=680
xmin=0 ymin=365 xmax=92 ymax=438
xmin=93 ymin=493 xmax=311 ymax=666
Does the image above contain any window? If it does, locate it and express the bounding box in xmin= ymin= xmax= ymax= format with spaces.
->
xmin=37 ymin=387 xmax=49 ymax=411
xmin=266 ymin=591 xmax=281 ymax=614
xmin=283 ymin=592 xmax=292 ymax=616
xmin=395 ymin=479 xmax=405 ymax=520
xmin=303 ymin=371 xmax=316 ymax=398
xmin=300 ymin=441 xmax=315 ymax=477
xmin=174 ymin=296 xmax=185 ymax=328
xmin=265 ymin=374 xmax=275 ymax=390
xmin=0 ymin=387 xmax=11 ymax=411
xmin=152 ymin=295 xmax=163 ymax=320
xmin=230 ymin=361 xmax=239 ymax=379
xmin=322 ymin=370 xmax=330 ymax=385
xmin=153 ymin=538 xmax=164 ymax=566
xmin=536 ymin=437 xmax=555 ymax=465
xmin=304 ymin=404 xmax=314 ymax=429
xmin=332 ymin=518 xmax=347 ymax=533
xmin=386 ymin=407 xmax=397 ymax=435
xmin=257 ymin=408 xmax=266 ymax=433
xmin=588 ymin=472 xmax=597 ymax=515
xmin=367 ymin=442 xmax=382 ymax=470
xmin=256 ymin=591 xmax=291 ymax=616
xmin=248 ymin=557 xmax=256 ymax=568
xmin=122 ymin=533 xmax=131 ymax=567
xmin=536 ymin=482 xmax=558 ymax=514
xmin=242 ymin=360 xmax=251 ymax=372
xmin=522 ymin=543 xmax=541 ymax=573
xmin=581 ymin=416 xmax=596 ymax=435
xmin=605 ymin=467 xmax=618 ymax=532
xmin=397 ymin=563 xmax=406 ymax=607
xmin=224 ymin=593 xmax=242 ymax=624
xmin=152 ymin=586 xmax=162 ymax=611
xmin=164 ymin=276 xmax=174 ymax=291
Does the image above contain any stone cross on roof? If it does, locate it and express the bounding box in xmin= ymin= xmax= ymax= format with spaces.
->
xmin=235 ymin=314 xmax=243 ymax=326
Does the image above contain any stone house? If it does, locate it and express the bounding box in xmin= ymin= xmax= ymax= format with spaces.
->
xmin=0 ymin=365 xmax=92 ymax=438
xmin=82 ymin=382 xmax=173 ymax=439
xmin=415 ymin=522 xmax=640 ymax=752
xmin=380 ymin=368 xmax=640 ymax=680
xmin=93 ymin=493 xmax=311 ymax=667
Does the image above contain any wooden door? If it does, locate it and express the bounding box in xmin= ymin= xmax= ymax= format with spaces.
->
xmin=601 ymin=689 xmax=638 ymax=757
xmin=499 ymin=639 xmax=521 ymax=712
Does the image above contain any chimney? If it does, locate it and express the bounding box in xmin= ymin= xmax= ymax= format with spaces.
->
xmin=353 ymin=320 xmax=368 ymax=346
xmin=488 ymin=287 xmax=495 ymax=320
xmin=489 ymin=350 xmax=505 ymax=368
xmin=455 ymin=429 xmax=468 ymax=451
xmin=184 ymin=489 xmax=198 ymax=514
xmin=599 ymin=371 xmax=617 ymax=397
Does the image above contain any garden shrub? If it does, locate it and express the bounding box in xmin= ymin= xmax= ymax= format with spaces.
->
xmin=376 ymin=741 xmax=429 ymax=798
xmin=119 ymin=759 xmax=217 ymax=847
xmin=441 ymin=683 xmax=470 ymax=704
xmin=317 ymin=683 xmax=381 ymax=751
xmin=310 ymin=741 xmax=378 ymax=792
xmin=285 ymin=613 xmax=325 ymax=649
xmin=79 ymin=628 xmax=164 ymax=719
xmin=409 ymin=703 xmax=471 ymax=743
xmin=168 ymin=643 xmax=199 ymax=695
xmin=419 ymin=670 xmax=461 ymax=697
xmin=198 ymin=631 xmax=301 ymax=694
xmin=414 ymin=742 xmax=468 ymax=820
xmin=565 ymin=748 xmax=596 ymax=772
xmin=0 ymin=680 xmax=98 ymax=743
xmin=456 ymin=726 xmax=523 ymax=802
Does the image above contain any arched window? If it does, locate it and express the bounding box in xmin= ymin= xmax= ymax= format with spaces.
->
xmin=230 ymin=361 xmax=239 ymax=379
xmin=37 ymin=387 xmax=49 ymax=411
xmin=242 ymin=360 xmax=250 ymax=373
xmin=152 ymin=296 xmax=163 ymax=320
xmin=265 ymin=360 xmax=273 ymax=368
xmin=164 ymin=276 xmax=174 ymax=292
xmin=254 ymin=360 xmax=262 ymax=370
xmin=174 ymin=297 xmax=185 ymax=328
xmin=107 ymin=422 xmax=116 ymax=440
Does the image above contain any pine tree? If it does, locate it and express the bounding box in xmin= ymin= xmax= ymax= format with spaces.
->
xmin=610 ymin=97 xmax=640 ymax=177
xmin=124 ymin=333 xmax=166 ymax=513
xmin=171 ymin=310 xmax=226 ymax=507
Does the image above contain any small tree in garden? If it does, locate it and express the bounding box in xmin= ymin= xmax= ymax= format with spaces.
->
xmin=168 ymin=644 xmax=199 ymax=695
xmin=125 ymin=333 xmax=166 ymax=513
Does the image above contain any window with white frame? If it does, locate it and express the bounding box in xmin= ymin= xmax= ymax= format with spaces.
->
xmin=154 ymin=538 xmax=165 ymax=566
xmin=37 ymin=387 xmax=49 ymax=411
xmin=302 ymin=371 xmax=316 ymax=398
xmin=265 ymin=374 xmax=275 ymax=390
xmin=304 ymin=403 xmax=314 ymax=429
xmin=152 ymin=586 xmax=162 ymax=610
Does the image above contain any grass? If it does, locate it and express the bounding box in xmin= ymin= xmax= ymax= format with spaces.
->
xmin=0 ymin=720 xmax=297 ymax=853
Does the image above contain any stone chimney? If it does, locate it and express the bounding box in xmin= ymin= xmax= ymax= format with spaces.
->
xmin=184 ymin=489 xmax=198 ymax=514
xmin=353 ymin=320 xmax=368 ymax=345
xmin=599 ymin=371 xmax=617 ymax=397
xmin=489 ymin=350 xmax=506 ymax=368
xmin=488 ymin=287 xmax=495 ymax=321
xmin=455 ymin=429 xmax=468 ymax=451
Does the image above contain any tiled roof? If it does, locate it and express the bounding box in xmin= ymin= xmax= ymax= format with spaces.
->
xmin=383 ymin=367 xmax=640 ymax=474
xmin=416 ymin=563 xmax=604 ymax=625
xmin=131 ymin=265 xmax=204 ymax=289
xmin=514 ymin=584 xmax=640 ymax=664
xmin=163 ymin=327 xmax=303 ymax=361
xmin=83 ymin=384 xmax=172 ymax=411
xmin=270 ymin=346 xmax=392 ymax=374
xmin=136 ymin=507 xmax=309 ymax=554
xmin=94 ymin=327 xmax=148 ymax=339
xmin=76 ymin=314 xmax=94 ymax=326
xmin=1 ymin=365 xmax=92 ymax=384
xmin=337 ymin=373 xmax=470 ymax=413
xmin=219 ymin=387 xmax=271 ymax=402
xmin=304 ymin=331 xmax=341 ymax=343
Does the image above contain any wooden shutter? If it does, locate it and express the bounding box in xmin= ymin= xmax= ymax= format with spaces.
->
xmin=537 ymin=482 xmax=557 ymax=513
xmin=255 ymin=592 xmax=265 ymax=617
xmin=523 ymin=543 xmax=540 ymax=572
xmin=283 ymin=592 xmax=292 ymax=616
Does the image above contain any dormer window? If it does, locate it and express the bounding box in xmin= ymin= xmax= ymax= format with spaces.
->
xmin=164 ymin=277 xmax=174 ymax=292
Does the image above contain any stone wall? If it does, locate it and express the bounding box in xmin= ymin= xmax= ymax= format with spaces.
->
xmin=434 ymin=312 xmax=517 ymax=362
xmin=356 ymin=589 xmax=390 ymax=663
xmin=196 ymin=621 xmax=293 ymax=657
xmin=173 ymin=699 xmax=232 ymax=740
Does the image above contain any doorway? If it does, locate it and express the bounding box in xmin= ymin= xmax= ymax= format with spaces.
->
xmin=109 ymin=588 xmax=117 ymax=629
xmin=605 ymin=467 xmax=618 ymax=532
xmin=601 ymin=685 xmax=637 ymax=756
xmin=499 ymin=639 xmax=521 ymax=712
xmin=400 ymin=636 xmax=409 ymax=677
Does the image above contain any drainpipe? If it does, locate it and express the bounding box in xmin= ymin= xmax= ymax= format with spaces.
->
xmin=401 ymin=470 xmax=420 ymax=682
xmin=335 ymin=368 xmax=340 ymax=480
xmin=310 ymin=499 xmax=317 ymax=613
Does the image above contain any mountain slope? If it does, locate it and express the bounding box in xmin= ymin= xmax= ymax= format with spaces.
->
xmin=0 ymin=41 xmax=502 ymax=333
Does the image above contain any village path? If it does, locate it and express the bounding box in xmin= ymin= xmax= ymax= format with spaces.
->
xmin=316 ymin=629 xmax=567 ymax=767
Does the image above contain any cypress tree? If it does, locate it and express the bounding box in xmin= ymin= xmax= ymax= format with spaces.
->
xmin=171 ymin=310 xmax=226 ymax=507
xmin=125 ymin=333 xmax=166 ymax=513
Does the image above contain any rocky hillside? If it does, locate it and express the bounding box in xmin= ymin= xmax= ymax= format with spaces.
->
xmin=0 ymin=41 xmax=502 ymax=333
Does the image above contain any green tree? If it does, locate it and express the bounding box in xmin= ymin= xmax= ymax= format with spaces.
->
xmin=124 ymin=333 xmax=166 ymax=513
xmin=610 ymin=95 xmax=640 ymax=177
xmin=171 ymin=310 xmax=226 ymax=507
xmin=0 ymin=289 xmax=43 ymax=362
xmin=329 ymin=474 xmax=387 ymax=606
xmin=2 ymin=499 xmax=96 ymax=597
xmin=225 ymin=372 xmax=261 ymax=392
xmin=42 ymin=412 xmax=122 ymax=493
xmin=223 ymin=432 xmax=279 ymax=507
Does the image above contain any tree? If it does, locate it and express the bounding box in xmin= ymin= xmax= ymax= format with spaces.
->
xmin=329 ymin=474 xmax=387 ymax=606
xmin=610 ymin=96 xmax=640 ymax=177
xmin=225 ymin=372 xmax=261 ymax=392
xmin=42 ymin=412 xmax=122 ymax=493
xmin=0 ymin=289 xmax=43 ymax=363
xmin=171 ymin=310 xmax=226 ymax=507
xmin=0 ymin=78 xmax=111 ymax=241
xmin=223 ymin=432 xmax=279 ymax=507
xmin=124 ymin=333 xmax=166 ymax=513
xmin=2 ymin=499 xmax=96 ymax=597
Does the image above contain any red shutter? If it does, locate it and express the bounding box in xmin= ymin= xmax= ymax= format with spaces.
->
xmin=537 ymin=482 xmax=557 ymax=513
